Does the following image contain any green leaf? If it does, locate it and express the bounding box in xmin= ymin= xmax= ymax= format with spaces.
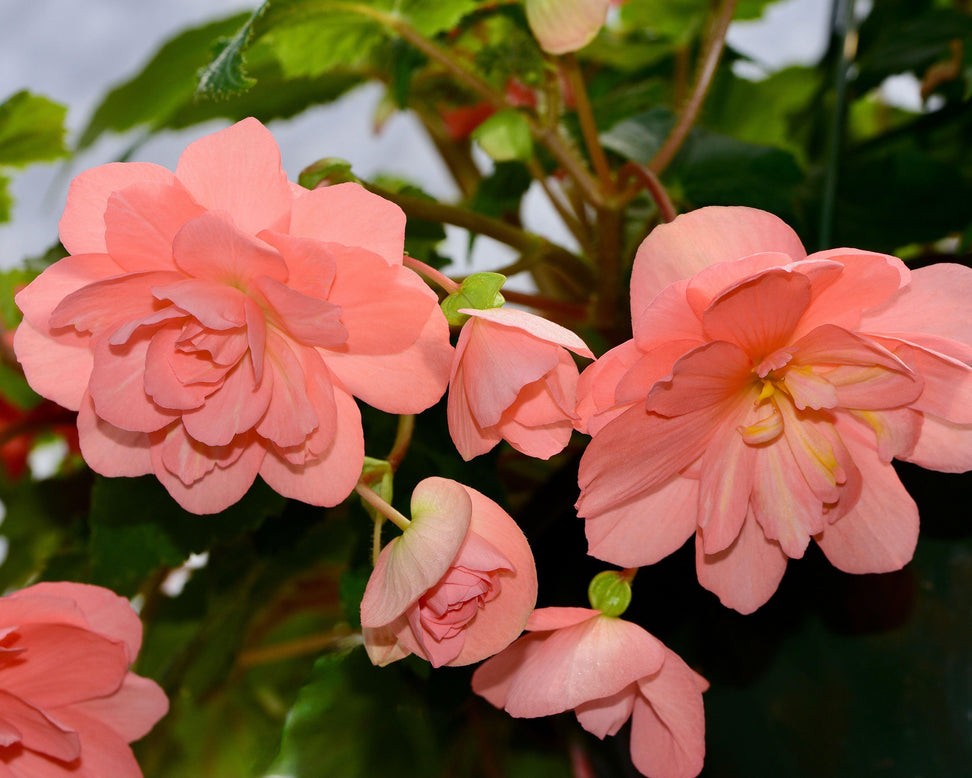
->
xmin=0 ymin=265 xmax=40 ymax=328
xmin=468 ymin=161 xmax=531 ymax=220
xmin=472 ymin=108 xmax=533 ymax=161
xmin=600 ymin=107 xmax=675 ymax=164
xmin=297 ymin=157 xmax=360 ymax=190
xmin=272 ymin=649 xmax=442 ymax=778
xmin=0 ymin=91 xmax=68 ymax=167
xmin=196 ymin=4 xmax=266 ymax=99
xmin=0 ymin=174 xmax=10 ymax=223
xmin=252 ymin=0 xmax=479 ymax=80
xmin=88 ymin=475 xmax=286 ymax=595
xmin=78 ymin=12 xmax=255 ymax=148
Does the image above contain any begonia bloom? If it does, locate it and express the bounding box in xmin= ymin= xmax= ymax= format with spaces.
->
xmin=472 ymin=607 xmax=706 ymax=778
xmin=576 ymin=206 xmax=972 ymax=613
xmin=0 ymin=581 xmax=167 ymax=777
xmin=14 ymin=118 xmax=452 ymax=514
xmin=360 ymin=477 xmax=537 ymax=668
xmin=525 ymin=0 xmax=612 ymax=54
xmin=448 ymin=307 xmax=593 ymax=460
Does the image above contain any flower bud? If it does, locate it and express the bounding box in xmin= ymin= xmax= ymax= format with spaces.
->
xmin=587 ymin=569 xmax=632 ymax=617
xmin=440 ymin=272 xmax=507 ymax=326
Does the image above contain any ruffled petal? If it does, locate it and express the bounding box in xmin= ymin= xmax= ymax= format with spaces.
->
xmin=462 ymin=307 xmax=593 ymax=357
xmin=66 ymin=673 xmax=168 ymax=743
xmin=574 ymin=683 xmax=637 ymax=738
xmin=171 ymin=211 xmax=287 ymax=286
xmin=902 ymin=412 xmax=972 ymax=473
xmin=76 ymin=393 xmax=153 ymax=477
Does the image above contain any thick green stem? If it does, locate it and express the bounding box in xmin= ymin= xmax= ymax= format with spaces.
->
xmin=648 ymin=0 xmax=738 ymax=174
xmin=562 ymin=54 xmax=614 ymax=192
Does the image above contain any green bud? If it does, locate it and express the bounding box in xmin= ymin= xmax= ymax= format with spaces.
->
xmin=587 ymin=570 xmax=633 ymax=617
xmin=298 ymin=157 xmax=360 ymax=190
xmin=471 ymin=109 xmax=533 ymax=162
xmin=440 ymin=272 xmax=507 ymax=326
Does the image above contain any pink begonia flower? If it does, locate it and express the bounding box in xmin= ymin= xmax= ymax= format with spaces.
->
xmin=14 ymin=118 xmax=452 ymax=514
xmin=448 ymin=307 xmax=593 ymax=460
xmin=525 ymin=0 xmax=612 ymax=54
xmin=0 ymin=581 xmax=167 ymax=778
xmin=472 ymin=607 xmax=707 ymax=778
xmin=575 ymin=206 xmax=972 ymax=613
xmin=360 ymin=477 xmax=537 ymax=668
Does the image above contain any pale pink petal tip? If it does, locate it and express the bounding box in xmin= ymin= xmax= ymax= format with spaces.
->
xmin=525 ymin=0 xmax=612 ymax=54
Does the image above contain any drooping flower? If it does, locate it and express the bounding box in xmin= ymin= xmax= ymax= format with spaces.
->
xmin=360 ymin=477 xmax=537 ymax=668
xmin=576 ymin=206 xmax=972 ymax=613
xmin=524 ymin=0 xmax=612 ymax=54
xmin=448 ymin=307 xmax=593 ymax=460
xmin=0 ymin=581 xmax=168 ymax=778
xmin=472 ymin=607 xmax=707 ymax=778
xmin=14 ymin=118 xmax=453 ymax=514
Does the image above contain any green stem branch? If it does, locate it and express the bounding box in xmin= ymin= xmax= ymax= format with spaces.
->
xmin=355 ymin=482 xmax=411 ymax=531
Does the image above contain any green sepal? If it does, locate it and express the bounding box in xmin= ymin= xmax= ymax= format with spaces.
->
xmin=587 ymin=570 xmax=633 ymax=617
xmin=440 ymin=272 xmax=507 ymax=326
xmin=359 ymin=457 xmax=393 ymax=524
xmin=298 ymin=157 xmax=361 ymax=190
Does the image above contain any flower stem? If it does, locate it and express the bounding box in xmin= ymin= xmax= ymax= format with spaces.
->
xmin=237 ymin=628 xmax=361 ymax=668
xmin=386 ymin=414 xmax=415 ymax=473
xmin=355 ymin=482 xmax=411 ymax=531
xmin=617 ymin=162 xmax=678 ymax=222
xmin=500 ymin=289 xmax=589 ymax=321
xmin=562 ymin=54 xmax=614 ymax=193
xmin=403 ymin=255 xmax=460 ymax=294
xmin=648 ymin=0 xmax=738 ymax=174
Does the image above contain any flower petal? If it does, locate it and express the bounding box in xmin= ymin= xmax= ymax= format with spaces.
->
xmin=696 ymin=512 xmax=788 ymax=614
xmin=67 ymin=672 xmax=168 ymax=743
xmin=171 ymin=211 xmax=287 ymax=286
xmin=76 ymin=393 xmax=153 ymax=477
xmin=462 ymin=307 xmax=593 ymax=357
xmin=174 ymin=118 xmax=293 ymax=235
xmin=525 ymin=0 xmax=611 ymax=54
xmin=574 ymin=683 xmax=637 ymax=738
xmin=902 ymin=412 xmax=972 ymax=473
xmin=0 ymin=689 xmax=81 ymax=762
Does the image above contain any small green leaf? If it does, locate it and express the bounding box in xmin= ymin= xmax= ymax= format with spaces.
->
xmin=0 ymin=91 xmax=68 ymax=167
xmin=196 ymin=3 xmax=266 ymax=98
xmin=472 ymin=109 xmax=533 ymax=162
xmin=600 ymin=107 xmax=675 ymax=165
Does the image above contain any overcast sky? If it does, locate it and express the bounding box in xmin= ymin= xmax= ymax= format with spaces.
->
xmin=0 ymin=0 xmax=838 ymax=271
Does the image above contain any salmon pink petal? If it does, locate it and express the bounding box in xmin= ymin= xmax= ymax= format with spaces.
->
xmin=814 ymin=431 xmax=918 ymax=574
xmin=152 ymin=278 xmax=248 ymax=330
xmin=471 ymin=631 xmax=546 ymax=710
xmin=0 ymin=690 xmax=81 ymax=762
xmin=448 ymin=363 xmax=502 ymax=460
xmin=574 ymin=684 xmax=637 ymax=738
xmin=525 ymin=0 xmax=611 ymax=54
xmin=698 ymin=413 xmax=756 ymax=554
xmin=577 ymin=401 xmax=720 ymax=517
xmin=701 ymin=269 xmax=811 ymax=357
xmin=13 ymin=319 xmax=92 ymax=411
xmin=360 ymin=478 xmax=472 ymax=628
xmin=495 ymin=413 xmax=573 ymax=459
xmin=88 ymin=336 xmax=180 ymax=433
xmin=59 ymin=162 xmax=176 ymax=255
xmin=254 ymin=334 xmax=319 ymax=448
xmin=76 ymin=394 xmax=153 ymax=477
xmin=776 ymin=401 xmax=851 ymax=505
xmin=903 ymin=413 xmax=972 ymax=473
xmin=789 ymin=323 xmax=909 ymax=371
xmin=36 ymin=707 xmax=143 ymax=778
xmin=159 ymin=422 xmax=230 ymax=486
xmin=68 ymin=673 xmax=168 ymax=743
xmin=526 ymin=606 xmax=600 ymax=632
xmin=585 ymin=474 xmax=699 ymax=567
xmin=615 ymin=341 xmax=702 ymax=407
xmin=143 ymin=326 xmax=213 ymax=411
xmin=150 ymin=429 xmax=265 ymax=514
xmin=171 ymin=211 xmax=288 ymax=286
xmin=793 ymin=251 xmax=906 ymax=337
xmin=289 ymin=182 xmax=406 ymax=265
xmin=632 ymin=280 xmax=707 ymax=352
xmin=630 ymin=207 xmax=805 ymax=313
xmin=16 ymin=253 xmax=123 ymax=331
xmin=324 ymin=306 xmax=452 ymax=414
xmin=181 ymin=353 xmax=272 ymax=447
xmin=17 ymin=582 xmax=143 ymax=661
xmin=498 ymin=614 xmax=665 ymax=718
xmin=1 ymin=625 xmax=127 ymax=707
xmin=696 ymin=513 xmax=788 ymax=614
xmin=860 ymin=262 xmax=972 ymax=349
xmin=258 ymin=385 xmax=361 ymax=506
xmin=462 ymin=307 xmax=593 ymax=357
xmin=825 ymin=363 xmax=922 ymax=410
xmin=575 ymin=340 xmax=643 ymax=434
xmin=103 ymin=181 xmax=205 ymax=273
xmin=685 ymin=252 xmax=798 ymax=318
xmin=257 ymin=231 xmax=336 ymax=299
xmin=750 ymin=437 xmax=821 ymax=558
xmin=846 ymin=407 xmax=920 ymax=463
xmin=326 ymin=246 xmax=436 ymax=355
xmin=887 ymin=341 xmax=972 ymax=424
xmin=252 ymin=275 xmax=347 ymax=348
xmin=631 ymin=649 xmax=706 ymax=778
xmin=174 ymin=118 xmax=292 ymax=235
xmin=440 ymin=486 xmax=537 ymax=666
xmin=645 ymin=341 xmax=753 ymax=417
xmin=362 ymin=622 xmax=411 ymax=667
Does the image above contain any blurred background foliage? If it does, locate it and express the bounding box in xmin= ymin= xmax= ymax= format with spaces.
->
xmin=0 ymin=0 xmax=969 ymax=776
